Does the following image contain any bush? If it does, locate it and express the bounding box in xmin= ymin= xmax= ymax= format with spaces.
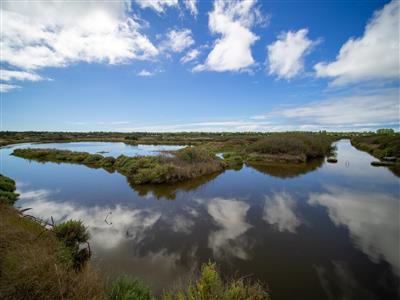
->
xmin=246 ymin=134 xmax=334 ymax=160
xmin=108 ymin=276 xmax=153 ymax=300
xmin=53 ymin=220 xmax=90 ymax=270
xmin=0 ymin=175 xmax=19 ymax=205
xmin=175 ymin=147 xmax=216 ymax=163
xmin=163 ymin=262 xmax=270 ymax=300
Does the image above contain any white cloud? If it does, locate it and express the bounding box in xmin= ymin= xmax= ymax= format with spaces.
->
xmin=309 ymin=186 xmax=400 ymax=274
xmin=184 ymin=0 xmax=198 ymax=16
xmin=135 ymin=0 xmax=178 ymax=13
xmin=161 ymin=29 xmax=195 ymax=53
xmin=314 ymin=1 xmax=399 ymax=85
xmin=1 ymin=1 xmax=158 ymax=71
xmin=207 ymin=198 xmax=252 ymax=259
xmin=267 ymin=29 xmax=315 ymax=79
xmin=138 ymin=69 xmax=155 ymax=77
xmin=254 ymin=88 xmax=399 ymax=127
xmin=0 ymin=69 xmax=45 ymax=82
xmin=180 ymin=49 xmax=200 ymax=64
xmin=263 ymin=192 xmax=302 ymax=233
xmin=194 ymin=0 xmax=260 ymax=72
xmin=0 ymin=83 xmax=21 ymax=93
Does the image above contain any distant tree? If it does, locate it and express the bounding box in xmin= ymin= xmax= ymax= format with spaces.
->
xmin=376 ymin=128 xmax=395 ymax=135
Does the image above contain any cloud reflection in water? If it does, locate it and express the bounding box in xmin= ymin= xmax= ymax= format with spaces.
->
xmin=263 ymin=192 xmax=302 ymax=233
xmin=207 ymin=198 xmax=252 ymax=260
xmin=309 ymin=186 xmax=399 ymax=274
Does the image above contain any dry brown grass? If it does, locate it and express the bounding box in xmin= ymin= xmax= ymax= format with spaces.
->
xmin=0 ymin=204 xmax=104 ymax=300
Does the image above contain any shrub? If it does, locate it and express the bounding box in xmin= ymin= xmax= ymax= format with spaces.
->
xmin=100 ymin=156 xmax=116 ymax=168
xmin=163 ymin=262 xmax=270 ymax=300
xmin=175 ymin=147 xmax=216 ymax=163
xmin=83 ymin=154 xmax=103 ymax=164
xmin=0 ymin=175 xmax=16 ymax=192
xmin=108 ymin=276 xmax=153 ymax=300
xmin=53 ymin=220 xmax=90 ymax=270
xmin=246 ymin=134 xmax=334 ymax=160
xmin=0 ymin=175 xmax=18 ymax=205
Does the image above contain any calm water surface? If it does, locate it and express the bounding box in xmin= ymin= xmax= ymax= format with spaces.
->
xmin=1 ymin=140 xmax=399 ymax=299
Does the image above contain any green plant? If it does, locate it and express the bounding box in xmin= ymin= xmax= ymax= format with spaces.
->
xmin=108 ymin=276 xmax=153 ymax=300
xmin=53 ymin=220 xmax=90 ymax=270
xmin=163 ymin=262 xmax=270 ymax=300
xmin=0 ymin=175 xmax=19 ymax=205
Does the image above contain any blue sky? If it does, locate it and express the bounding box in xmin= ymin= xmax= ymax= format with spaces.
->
xmin=1 ymin=0 xmax=398 ymax=132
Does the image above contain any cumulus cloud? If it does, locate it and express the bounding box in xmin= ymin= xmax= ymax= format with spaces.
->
xmin=1 ymin=0 xmax=158 ymax=71
xmin=0 ymin=83 xmax=21 ymax=93
xmin=194 ymin=0 xmax=261 ymax=72
xmin=184 ymin=0 xmax=198 ymax=16
xmin=267 ymin=29 xmax=315 ymax=79
xmin=180 ymin=49 xmax=200 ymax=64
xmin=138 ymin=69 xmax=155 ymax=77
xmin=135 ymin=0 xmax=178 ymax=13
xmin=161 ymin=29 xmax=195 ymax=53
xmin=314 ymin=0 xmax=399 ymax=85
xmin=0 ymin=69 xmax=45 ymax=82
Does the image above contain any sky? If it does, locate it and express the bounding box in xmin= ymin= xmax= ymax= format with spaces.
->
xmin=1 ymin=0 xmax=399 ymax=132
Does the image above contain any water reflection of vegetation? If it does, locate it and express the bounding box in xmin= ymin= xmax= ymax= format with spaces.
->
xmin=249 ymin=158 xmax=324 ymax=178
xmin=133 ymin=172 xmax=221 ymax=200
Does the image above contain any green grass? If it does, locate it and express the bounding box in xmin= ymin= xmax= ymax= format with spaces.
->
xmin=108 ymin=277 xmax=153 ymax=300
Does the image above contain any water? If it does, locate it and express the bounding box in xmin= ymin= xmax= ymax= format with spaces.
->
xmin=3 ymin=142 xmax=185 ymax=158
xmin=1 ymin=140 xmax=399 ymax=299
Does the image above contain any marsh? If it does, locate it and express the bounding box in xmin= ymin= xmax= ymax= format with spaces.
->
xmin=1 ymin=139 xmax=399 ymax=299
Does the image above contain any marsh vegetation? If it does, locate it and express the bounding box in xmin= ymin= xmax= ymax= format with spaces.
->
xmin=351 ymin=132 xmax=400 ymax=175
xmin=12 ymin=146 xmax=226 ymax=184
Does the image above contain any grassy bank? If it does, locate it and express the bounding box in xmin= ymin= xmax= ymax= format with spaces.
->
xmin=351 ymin=134 xmax=400 ymax=160
xmin=0 ymin=174 xmax=103 ymax=299
xmin=12 ymin=147 xmax=226 ymax=185
xmin=0 ymin=174 xmax=270 ymax=299
xmin=351 ymin=133 xmax=400 ymax=176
